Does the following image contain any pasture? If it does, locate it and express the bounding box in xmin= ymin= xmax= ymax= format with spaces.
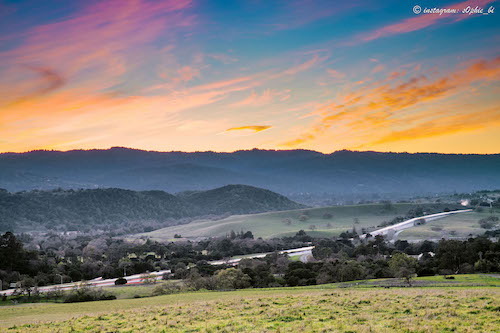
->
xmin=134 ymin=202 xmax=466 ymax=240
xmin=2 ymin=275 xmax=499 ymax=332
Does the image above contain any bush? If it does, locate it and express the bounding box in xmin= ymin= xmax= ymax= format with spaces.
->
xmin=478 ymin=216 xmax=499 ymax=229
xmin=114 ymin=277 xmax=127 ymax=285
xmin=152 ymin=282 xmax=183 ymax=296
xmin=63 ymin=284 xmax=116 ymax=303
xmin=215 ymin=268 xmax=251 ymax=290
xmin=299 ymin=215 xmax=309 ymax=222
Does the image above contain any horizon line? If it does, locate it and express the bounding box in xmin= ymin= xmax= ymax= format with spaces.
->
xmin=1 ymin=146 xmax=499 ymax=156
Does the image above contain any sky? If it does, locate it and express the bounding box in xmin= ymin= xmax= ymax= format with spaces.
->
xmin=0 ymin=0 xmax=499 ymax=154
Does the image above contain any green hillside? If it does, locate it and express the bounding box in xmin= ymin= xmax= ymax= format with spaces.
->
xmin=0 ymin=185 xmax=304 ymax=233
xmin=134 ymin=202 xmax=465 ymax=240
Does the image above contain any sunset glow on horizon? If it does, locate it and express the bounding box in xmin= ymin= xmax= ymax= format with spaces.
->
xmin=1 ymin=0 xmax=499 ymax=154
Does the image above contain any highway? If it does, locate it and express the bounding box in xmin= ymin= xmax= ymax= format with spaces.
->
xmin=208 ymin=246 xmax=314 ymax=265
xmin=359 ymin=209 xmax=473 ymax=240
xmin=0 ymin=270 xmax=171 ymax=296
xmin=3 ymin=210 xmax=468 ymax=297
xmin=0 ymin=247 xmax=314 ymax=296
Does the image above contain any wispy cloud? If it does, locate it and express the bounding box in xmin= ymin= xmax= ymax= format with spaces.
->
xmin=281 ymin=56 xmax=500 ymax=147
xmin=230 ymin=89 xmax=291 ymax=107
xmin=0 ymin=0 xmax=194 ymax=94
xmin=224 ymin=125 xmax=272 ymax=135
xmin=359 ymin=0 xmax=494 ymax=42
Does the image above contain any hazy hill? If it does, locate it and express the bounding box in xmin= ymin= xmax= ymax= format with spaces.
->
xmin=1 ymin=148 xmax=499 ymax=196
xmin=178 ymin=185 xmax=304 ymax=215
xmin=0 ymin=185 xmax=304 ymax=233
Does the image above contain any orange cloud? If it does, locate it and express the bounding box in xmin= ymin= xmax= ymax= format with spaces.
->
xmin=368 ymin=107 xmax=500 ymax=146
xmin=360 ymin=0 xmax=494 ymax=42
xmin=225 ymin=125 xmax=272 ymax=133
xmin=281 ymin=56 xmax=500 ymax=148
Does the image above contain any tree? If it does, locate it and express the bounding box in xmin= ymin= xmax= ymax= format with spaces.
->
xmin=0 ymin=232 xmax=26 ymax=272
xmin=215 ymin=268 xmax=251 ymax=290
xmin=389 ymin=252 xmax=418 ymax=286
xmin=436 ymin=240 xmax=466 ymax=273
xmin=16 ymin=276 xmax=36 ymax=297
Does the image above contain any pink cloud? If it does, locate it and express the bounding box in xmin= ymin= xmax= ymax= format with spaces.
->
xmin=0 ymin=0 xmax=194 ymax=95
xmin=230 ymin=89 xmax=290 ymax=107
xmin=360 ymin=0 xmax=494 ymax=42
xmin=327 ymin=69 xmax=345 ymax=80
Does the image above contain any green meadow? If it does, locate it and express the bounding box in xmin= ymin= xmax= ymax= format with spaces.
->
xmin=2 ymin=275 xmax=499 ymax=332
xmin=134 ymin=202 xmax=468 ymax=240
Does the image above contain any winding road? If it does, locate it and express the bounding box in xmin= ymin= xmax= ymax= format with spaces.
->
xmin=359 ymin=209 xmax=473 ymax=240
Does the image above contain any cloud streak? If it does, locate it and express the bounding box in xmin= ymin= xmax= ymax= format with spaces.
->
xmin=225 ymin=125 xmax=272 ymax=134
xmin=360 ymin=0 xmax=494 ymax=42
xmin=281 ymin=56 xmax=500 ymax=148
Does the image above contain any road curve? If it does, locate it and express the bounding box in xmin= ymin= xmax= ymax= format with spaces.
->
xmin=359 ymin=209 xmax=473 ymax=240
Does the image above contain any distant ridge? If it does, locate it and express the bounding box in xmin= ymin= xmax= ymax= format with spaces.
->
xmin=1 ymin=148 xmax=499 ymax=195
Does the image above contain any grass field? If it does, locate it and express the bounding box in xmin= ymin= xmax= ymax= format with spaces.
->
xmin=398 ymin=208 xmax=499 ymax=240
xmin=133 ymin=202 xmax=466 ymax=240
xmin=2 ymin=275 xmax=499 ymax=332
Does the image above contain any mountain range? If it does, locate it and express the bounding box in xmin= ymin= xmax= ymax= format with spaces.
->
xmin=1 ymin=147 xmax=499 ymax=196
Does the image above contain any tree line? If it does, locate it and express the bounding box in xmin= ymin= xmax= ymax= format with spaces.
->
xmin=1 ymin=230 xmax=498 ymax=295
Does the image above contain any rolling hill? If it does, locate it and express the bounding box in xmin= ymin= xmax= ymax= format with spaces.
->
xmin=133 ymin=202 xmax=468 ymax=240
xmin=0 ymin=185 xmax=304 ymax=233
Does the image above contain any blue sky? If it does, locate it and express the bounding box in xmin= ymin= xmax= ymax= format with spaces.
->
xmin=0 ymin=0 xmax=499 ymax=153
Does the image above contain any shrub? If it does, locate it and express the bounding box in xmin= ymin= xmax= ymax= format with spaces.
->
xmin=299 ymin=215 xmax=309 ymax=222
xmin=478 ymin=216 xmax=499 ymax=229
xmin=63 ymin=284 xmax=116 ymax=303
xmin=152 ymin=283 xmax=183 ymax=296
xmin=114 ymin=277 xmax=127 ymax=285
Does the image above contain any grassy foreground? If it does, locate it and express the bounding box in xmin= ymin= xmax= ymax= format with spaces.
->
xmin=134 ymin=202 xmax=466 ymax=240
xmin=2 ymin=275 xmax=499 ymax=332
